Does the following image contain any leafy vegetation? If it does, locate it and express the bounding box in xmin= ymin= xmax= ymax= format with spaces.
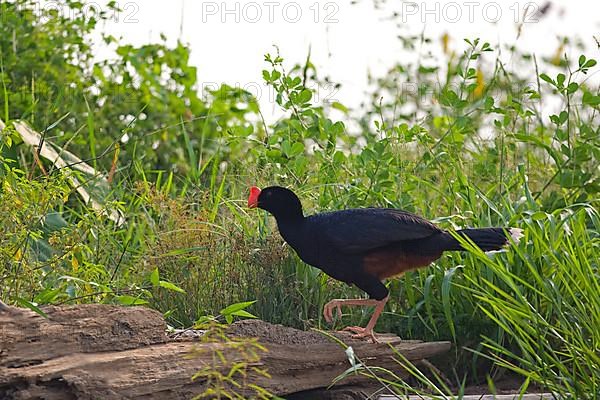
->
xmin=190 ymin=320 xmax=274 ymax=400
xmin=1 ymin=0 xmax=599 ymax=397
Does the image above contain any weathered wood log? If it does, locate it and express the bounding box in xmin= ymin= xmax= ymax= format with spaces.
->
xmin=0 ymin=304 xmax=451 ymax=399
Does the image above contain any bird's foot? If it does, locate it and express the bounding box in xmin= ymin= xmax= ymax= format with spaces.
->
xmin=323 ymin=299 xmax=344 ymax=323
xmin=341 ymin=326 xmax=379 ymax=343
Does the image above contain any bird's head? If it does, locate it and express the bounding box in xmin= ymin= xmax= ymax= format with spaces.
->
xmin=248 ymin=186 xmax=303 ymax=221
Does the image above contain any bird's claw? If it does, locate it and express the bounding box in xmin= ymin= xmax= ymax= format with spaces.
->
xmin=342 ymin=326 xmax=364 ymax=334
xmin=342 ymin=326 xmax=379 ymax=343
xmin=323 ymin=300 xmax=343 ymax=323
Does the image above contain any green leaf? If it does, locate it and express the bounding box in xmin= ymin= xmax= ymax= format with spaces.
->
xmin=220 ymin=300 xmax=256 ymax=316
xmin=333 ymin=150 xmax=346 ymax=164
xmin=330 ymin=121 xmax=345 ymax=135
xmin=484 ymin=96 xmax=494 ymax=110
xmin=539 ymin=73 xmax=554 ymax=85
xmin=566 ymin=82 xmax=578 ymax=94
xmin=331 ymin=101 xmax=349 ymax=113
xmin=231 ymin=310 xmax=258 ymax=319
xmin=266 ymin=149 xmax=282 ymax=159
xmin=559 ymin=111 xmax=568 ymax=124
xmin=289 ymin=142 xmax=305 ymax=157
xmin=43 ymin=212 xmax=69 ymax=231
xmin=582 ymin=92 xmax=600 ymax=106
xmin=440 ymin=89 xmax=459 ymax=107
xmin=297 ymin=89 xmax=312 ymax=104
xmin=556 ymin=129 xmax=568 ymax=142
xmin=34 ymin=288 xmax=62 ymax=304
xmin=559 ymin=169 xmax=588 ymax=188
xmin=262 ymin=70 xmax=271 ymax=82
xmin=158 ymin=280 xmax=186 ymax=294
xmin=16 ymin=298 xmax=48 ymax=318
xmin=150 ymin=268 xmax=159 ymax=286
xmin=195 ymin=315 xmax=217 ymax=326
xmin=115 ymin=295 xmax=148 ymax=306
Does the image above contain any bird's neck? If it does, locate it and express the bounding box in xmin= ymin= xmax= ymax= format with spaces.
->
xmin=273 ymin=208 xmax=304 ymax=225
xmin=275 ymin=212 xmax=306 ymax=250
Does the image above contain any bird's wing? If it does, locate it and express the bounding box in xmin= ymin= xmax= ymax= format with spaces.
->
xmin=315 ymin=208 xmax=442 ymax=254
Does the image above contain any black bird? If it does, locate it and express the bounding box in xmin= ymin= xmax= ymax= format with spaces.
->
xmin=248 ymin=186 xmax=522 ymax=342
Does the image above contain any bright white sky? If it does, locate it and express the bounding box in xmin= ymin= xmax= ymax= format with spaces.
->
xmin=92 ymin=0 xmax=600 ymax=122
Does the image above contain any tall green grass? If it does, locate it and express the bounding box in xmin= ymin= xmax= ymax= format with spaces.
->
xmin=465 ymin=206 xmax=600 ymax=398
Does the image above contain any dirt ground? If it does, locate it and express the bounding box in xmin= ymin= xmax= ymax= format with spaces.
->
xmin=229 ymin=319 xmax=338 ymax=345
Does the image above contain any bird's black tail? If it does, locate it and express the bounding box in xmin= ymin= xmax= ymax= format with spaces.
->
xmin=442 ymin=228 xmax=523 ymax=252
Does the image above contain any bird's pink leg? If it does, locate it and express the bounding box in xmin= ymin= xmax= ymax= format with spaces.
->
xmin=323 ymin=296 xmax=389 ymax=343
xmin=323 ymin=298 xmax=381 ymax=322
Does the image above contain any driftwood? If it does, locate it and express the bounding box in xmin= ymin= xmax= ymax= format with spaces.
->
xmin=0 ymin=304 xmax=451 ymax=399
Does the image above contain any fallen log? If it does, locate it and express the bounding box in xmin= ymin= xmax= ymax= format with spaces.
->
xmin=0 ymin=304 xmax=451 ymax=399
